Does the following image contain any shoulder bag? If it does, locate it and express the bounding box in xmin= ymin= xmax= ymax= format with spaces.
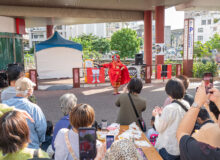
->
xmin=128 ymin=93 xmax=146 ymax=132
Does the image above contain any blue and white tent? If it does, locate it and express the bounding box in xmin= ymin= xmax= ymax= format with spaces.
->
xmin=35 ymin=31 xmax=83 ymax=79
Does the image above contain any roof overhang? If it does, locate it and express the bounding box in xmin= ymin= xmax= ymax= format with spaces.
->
xmin=0 ymin=0 xmax=189 ymax=27
xmin=176 ymin=0 xmax=220 ymax=11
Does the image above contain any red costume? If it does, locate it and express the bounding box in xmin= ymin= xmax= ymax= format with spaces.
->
xmin=102 ymin=54 xmax=130 ymax=88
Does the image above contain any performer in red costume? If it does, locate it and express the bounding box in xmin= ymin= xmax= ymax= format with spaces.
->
xmin=100 ymin=54 xmax=130 ymax=95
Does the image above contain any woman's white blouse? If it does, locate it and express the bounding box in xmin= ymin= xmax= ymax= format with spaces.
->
xmin=154 ymin=99 xmax=190 ymax=155
xmin=55 ymin=128 xmax=79 ymax=160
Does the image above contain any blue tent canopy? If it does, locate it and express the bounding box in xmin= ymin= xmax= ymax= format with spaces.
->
xmin=35 ymin=31 xmax=82 ymax=52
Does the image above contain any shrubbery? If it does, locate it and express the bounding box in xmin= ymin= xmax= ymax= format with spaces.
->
xmin=193 ymin=61 xmax=218 ymax=78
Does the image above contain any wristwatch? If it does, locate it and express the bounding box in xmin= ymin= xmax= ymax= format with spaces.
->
xmin=192 ymin=102 xmax=201 ymax=109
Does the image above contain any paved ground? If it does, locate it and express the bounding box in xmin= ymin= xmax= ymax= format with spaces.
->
xmin=35 ymin=81 xmax=220 ymax=129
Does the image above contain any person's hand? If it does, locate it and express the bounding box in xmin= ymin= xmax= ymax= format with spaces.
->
xmin=95 ymin=143 xmax=106 ymax=160
xmin=14 ymin=108 xmax=34 ymax=123
xmin=194 ymin=81 xmax=207 ymax=108
xmin=209 ymin=88 xmax=220 ymax=110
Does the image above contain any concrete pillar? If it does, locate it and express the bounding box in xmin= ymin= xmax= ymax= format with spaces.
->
xmin=144 ymin=11 xmax=152 ymax=83
xmin=46 ymin=25 xmax=53 ymax=39
xmin=155 ymin=6 xmax=165 ymax=65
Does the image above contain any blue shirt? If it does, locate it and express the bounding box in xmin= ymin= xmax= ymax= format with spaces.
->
xmin=3 ymin=97 xmax=47 ymax=149
xmin=52 ymin=115 xmax=70 ymax=150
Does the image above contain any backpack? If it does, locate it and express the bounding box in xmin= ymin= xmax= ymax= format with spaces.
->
xmin=149 ymin=134 xmax=159 ymax=146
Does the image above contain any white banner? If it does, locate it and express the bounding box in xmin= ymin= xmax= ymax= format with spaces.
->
xmin=188 ymin=19 xmax=194 ymax=60
xmin=183 ymin=20 xmax=189 ymax=60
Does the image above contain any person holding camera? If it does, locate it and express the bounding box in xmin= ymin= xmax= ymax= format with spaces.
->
xmin=177 ymin=82 xmax=220 ymax=160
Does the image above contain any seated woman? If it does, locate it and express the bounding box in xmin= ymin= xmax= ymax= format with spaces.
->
xmin=0 ymin=110 xmax=49 ymax=160
xmin=153 ymin=79 xmax=190 ymax=160
xmin=52 ymin=93 xmax=77 ymax=150
xmin=54 ymin=103 xmax=101 ymax=160
xmin=115 ymin=78 xmax=146 ymax=128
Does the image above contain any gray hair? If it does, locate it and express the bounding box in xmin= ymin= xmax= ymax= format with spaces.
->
xmin=59 ymin=93 xmax=77 ymax=115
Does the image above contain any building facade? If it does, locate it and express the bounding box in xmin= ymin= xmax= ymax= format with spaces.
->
xmin=26 ymin=23 xmax=106 ymax=49
xmin=185 ymin=11 xmax=220 ymax=43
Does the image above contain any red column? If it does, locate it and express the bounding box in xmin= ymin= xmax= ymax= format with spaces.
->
xmin=144 ymin=11 xmax=152 ymax=83
xmin=155 ymin=6 xmax=165 ymax=65
xmin=46 ymin=25 xmax=53 ymax=39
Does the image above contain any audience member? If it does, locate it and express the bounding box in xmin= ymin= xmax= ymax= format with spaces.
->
xmin=177 ymin=83 xmax=220 ymax=160
xmin=163 ymin=75 xmax=194 ymax=107
xmin=177 ymin=75 xmax=194 ymax=105
xmin=115 ymin=78 xmax=146 ymax=127
xmin=54 ymin=103 xmax=101 ymax=160
xmin=3 ymin=77 xmax=47 ymax=149
xmin=1 ymin=64 xmax=24 ymax=102
xmin=153 ymin=79 xmax=190 ymax=160
xmin=0 ymin=111 xmax=49 ymax=160
xmin=104 ymin=139 xmax=142 ymax=160
xmin=146 ymin=116 xmax=159 ymax=146
xmin=52 ymin=93 xmax=77 ymax=151
xmin=195 ymin=108 xmax=214 ymax=130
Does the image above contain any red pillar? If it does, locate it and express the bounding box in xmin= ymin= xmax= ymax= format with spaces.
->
xmin=155 ymin=6 xmax=165 ymax=65
xmin=144 ymin=11 xmax=152 ymax=83
xmin=46 ymin=25 xmax=53 ymax=39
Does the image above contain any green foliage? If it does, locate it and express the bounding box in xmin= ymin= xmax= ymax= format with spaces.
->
xmin=70 ymin=34 xmax=110 ymax=60
xmin=111 ymin=28 xmax=140 ymax=58
xmin=193 ymin=41 xmax=212 ymax=59
xmin=214 ymin=18 xmax=220 ymax=24
xmin=193 ymin=61 xmax=218 ymax=78
xmin=92 ymin=38 xmax=111 ymax=54
xmin=194 ymin=33 xmax=220 ymax=59
xmin=209 ymin=33 xmax=220 ymax=52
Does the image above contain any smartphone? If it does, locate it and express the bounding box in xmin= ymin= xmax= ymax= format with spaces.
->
xmin=136 ymin=148 xmax=148 ymax=160
xmin=78 ymin=127 xmax=97 ymax=160
xmin=203 ymin=73 xmax=213 ymax=94
xmin=106 ymin=135 xmax=114 ymax=149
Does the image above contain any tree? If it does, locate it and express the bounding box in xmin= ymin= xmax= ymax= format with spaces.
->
xmin=92 ymin=38 xmax=111 ymax=54
xmin=70 ymin=34 xmax=110 ymax=59
xmin=193 ymin=41 xmax=212 ymax=59
xmin=209 ymin=33 xmax=220 ymax=51
xmin=110 ymin=28 xmax=140 ymax=58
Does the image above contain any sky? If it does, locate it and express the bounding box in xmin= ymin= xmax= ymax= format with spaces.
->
xmin=165 ymin=7 xmax=184 ymax=30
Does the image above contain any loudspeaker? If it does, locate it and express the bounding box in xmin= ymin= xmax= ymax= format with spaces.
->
xmin=135 ymin=54 xmax=143 ymax=65
xmin=161 ymin=65 xmax=167 ymax=77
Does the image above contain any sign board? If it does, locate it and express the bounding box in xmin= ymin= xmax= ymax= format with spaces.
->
xmin=183 ymin=20 xmax=189 ymax=60
xmin=188 ymin=19 xmax=194 ymax=60
xmin=155 ymin=43 xmax=165 ymax=55
xmin=86 ymin=68 xmax=105 ymax=84
xmin=127 ymin=66 xmax=141 ymax=79
xmin=84 ymin=59 xmax=94 ymax=68
xmin=183 ymin=19 xmax=194 ymax=60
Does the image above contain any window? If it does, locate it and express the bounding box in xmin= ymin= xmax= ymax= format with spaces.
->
xmin=34 ymin=35 xmax=38 ymax=39
xmin=213 ymin=27 xmax=217 ymax=31
xmin=198 ymin=36 xmax=203 ymax=41
xmin=201 ymin=20 xmax=206 ymax=25
xmin=208 ymin=19 xmax=212 ymax=25
xmin=198 ymin=28 xmax=203 ymax=33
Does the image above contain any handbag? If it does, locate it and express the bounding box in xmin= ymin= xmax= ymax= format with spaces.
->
xmin=128 ymin=93 xmax=146 ymax=132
